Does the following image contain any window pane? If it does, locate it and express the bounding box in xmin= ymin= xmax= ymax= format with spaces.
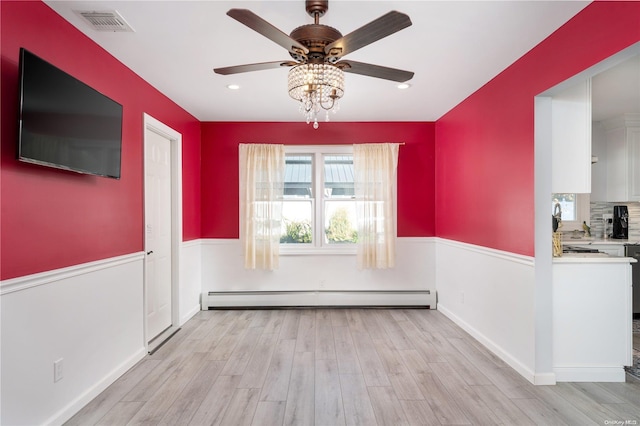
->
xmin=325 ymin=200 xmax=357 ymax=244
xmin=552 ymin=193 xmax=576 ymax=221
xmin=284 ymin=155 xmax=312 ymax=198
xmin=324 ymin=155 xmax=354 ymax=198
xmin=281 ymin=200 xmax=313 ymax=244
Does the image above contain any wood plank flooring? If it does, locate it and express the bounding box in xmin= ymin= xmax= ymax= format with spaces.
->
xmin=67 ymin=309 xmax=640 ymax=425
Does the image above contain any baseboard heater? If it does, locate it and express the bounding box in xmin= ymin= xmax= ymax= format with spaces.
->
xmin=201 ymin=290 xmax=435 ymax=310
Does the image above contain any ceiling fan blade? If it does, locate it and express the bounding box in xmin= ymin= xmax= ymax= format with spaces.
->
xmin=325 ymin=11 xmax=411 ymax=61
xmin=336 ymin=60 xmax=414 ymax=82
xmin=214 ymin=61 xmax=298 ymax=75
xmin=227 ymin=9 xmax=309 ymax=57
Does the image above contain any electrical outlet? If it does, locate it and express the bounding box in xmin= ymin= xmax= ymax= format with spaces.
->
xmin=54 ymin=358 xmax=64 ymax=382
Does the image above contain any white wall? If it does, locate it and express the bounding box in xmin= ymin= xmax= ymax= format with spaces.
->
xmin=435 ymin=239 xmax=539 ymax=384
xmin=0 ymin=254 xmax=146 ymax=426
xmin=200 ymin=237 xmax=436 ymax=294
xmin=553 ymin=261 xmax=633 ymax=382
xmin=179 ymin=240 xmax=202 ymax=323
xmin=0 ymin=245 xmax=203 ymax=426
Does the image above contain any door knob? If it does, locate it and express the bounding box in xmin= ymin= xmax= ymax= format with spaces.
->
xmin=146 ymin=250 xmax=153 ymax=255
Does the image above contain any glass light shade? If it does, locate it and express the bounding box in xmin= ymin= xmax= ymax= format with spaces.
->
xmin=288 ymin=64 xmax=345 ymax=128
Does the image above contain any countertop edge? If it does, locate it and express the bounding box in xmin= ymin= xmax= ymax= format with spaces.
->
xmin=553 ymin=255 xmax=638 ymax=264
xmin=562 ymin=239 xmax=640 ymax=245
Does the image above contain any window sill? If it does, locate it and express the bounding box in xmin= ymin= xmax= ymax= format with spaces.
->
xmin=280 ymin=246 xmax=357 ymax=256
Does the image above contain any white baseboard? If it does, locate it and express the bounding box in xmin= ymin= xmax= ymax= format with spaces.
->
xmin=46 ymin=348 xmax=146 ymax=426
xmin=181 ymin=303 xmax=202 ymax=325
xmin=554 ymin=367 xmax=627 ymax=382
xmin=438 ymin=303 xmax=540 ymax=385
xmin=533 ymin=373 xmax=557 ymax=386
xmin=201 ymin=290 xmax=435 ymax=309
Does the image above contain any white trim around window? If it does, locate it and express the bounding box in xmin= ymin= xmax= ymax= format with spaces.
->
xmin=238 ymin=144 xmax=399 ymax=256
xmin=280 ymin=145 xmax=357 ymax=255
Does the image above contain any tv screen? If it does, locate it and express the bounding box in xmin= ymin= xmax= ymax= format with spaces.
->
xmin=18 ymin=48 xmax=123 ymax=179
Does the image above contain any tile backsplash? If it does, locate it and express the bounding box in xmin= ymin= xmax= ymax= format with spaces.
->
xmin=590 ymin=202 xmax=640 ymax=240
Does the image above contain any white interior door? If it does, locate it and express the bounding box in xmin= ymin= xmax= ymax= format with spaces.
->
xmin=145 ymin=129 xmax=173 ymax=341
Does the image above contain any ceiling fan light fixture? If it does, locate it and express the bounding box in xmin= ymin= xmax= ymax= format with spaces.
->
xmin=214 ymin=3 xmax=413 ymax=129
xmin=397 ymin=83 xmax=411 ymax=90
xmin=288 ymin=63 xmax=344 ymax=129
xmin=226 ymin=84 xmax=240 ymax=90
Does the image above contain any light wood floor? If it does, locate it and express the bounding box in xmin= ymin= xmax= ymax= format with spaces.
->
xmin=66 ymin=308 xmax=640 ymax=425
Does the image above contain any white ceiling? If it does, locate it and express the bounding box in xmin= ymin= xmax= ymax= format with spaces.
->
xmin=44 ymin=0 xmax=600 ymax=122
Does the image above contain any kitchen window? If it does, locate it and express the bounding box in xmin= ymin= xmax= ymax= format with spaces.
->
xmin=281 ymin=145 xmax=357 ymax=254
xmin=552 ymin=193 xmax=590 ymax=231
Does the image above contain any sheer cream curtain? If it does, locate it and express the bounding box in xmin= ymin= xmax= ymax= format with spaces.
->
xmin=239 ymin=144 xmax=285 ymax=270
xmin=353 ymin=143 xmax=400 ymax=269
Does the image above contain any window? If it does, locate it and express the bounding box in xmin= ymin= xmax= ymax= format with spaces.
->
xmin=552 ymin=193 xmax=577 ymax=221
xmin=551 ymin=193 xmax=590 ymax=231
xmin=281 ymin=145 xmax=357 ymax=254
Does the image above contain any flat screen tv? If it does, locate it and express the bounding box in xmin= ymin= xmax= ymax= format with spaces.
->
xmin=18 ymin=48 xmax=123 ymax=179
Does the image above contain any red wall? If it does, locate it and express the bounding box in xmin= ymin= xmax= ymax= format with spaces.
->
xmin=201 ymin=122 xmax=435 ymax=238
xmin=1 ymin=1 xmax=201 ymax=280
xmin=435 ymin=1 xmax=640 ymax=257
xmin=4 ymin=1 xmax=637 ymax=280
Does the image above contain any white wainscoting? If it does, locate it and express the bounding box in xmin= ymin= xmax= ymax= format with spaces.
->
xmin=435 ymin=239 xmax=541 ymax=384
xmin=0 ymin=253 xmax=146 ymax=426
xmin=179 ymin=239 xmax=203 ymax=324
xmin=200 ymin=237 xmax=436 ymax=306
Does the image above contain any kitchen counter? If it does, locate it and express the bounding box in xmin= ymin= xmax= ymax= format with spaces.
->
xmin=553 ymin=257 xmax=634 ymax=382
xmin=553 ymin=253 xmax=637 ymax=263
xmin=562 ymin=237 xmax=640 ymax=245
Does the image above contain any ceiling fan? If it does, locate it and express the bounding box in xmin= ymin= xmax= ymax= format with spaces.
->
xmin=214 ymin=0 xmax=413 ymax=82
xmin=213 ymin=0 xmax=414 ymax=127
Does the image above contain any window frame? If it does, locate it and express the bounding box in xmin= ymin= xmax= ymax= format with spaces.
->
xmin=281 ymin=145 xmax=357 ymax=255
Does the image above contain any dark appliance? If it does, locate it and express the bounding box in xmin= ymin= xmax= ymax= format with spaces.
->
xmin=625 ymin=244 xmax=640 ymax=319
xmin=612 ymin=205 xmax=629 ymax=239
xmin=562 ymin=245 xmax=601 ymax=254
xmin=18 ymin=48 xmax=123 ymax=179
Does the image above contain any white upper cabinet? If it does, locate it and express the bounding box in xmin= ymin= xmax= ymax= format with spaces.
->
xmin=551 ymin=79 xmax=592 ymax=193
xmin=591 ymin=114 xmax=640 ymax=202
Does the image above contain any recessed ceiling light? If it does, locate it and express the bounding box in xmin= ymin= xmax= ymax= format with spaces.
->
xmin=227 ymin=84 xmax=240 ymax=90
xmin=397 ymin=83 xmax=411 ymax=90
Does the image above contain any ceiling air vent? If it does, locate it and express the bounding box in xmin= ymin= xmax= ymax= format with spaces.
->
xmin=74 ymin=10 xmax=135 ymax=32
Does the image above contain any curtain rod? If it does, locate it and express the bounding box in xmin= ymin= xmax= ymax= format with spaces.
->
xmin=244 ymin=143 xmax=406 ymax=147
xmin=285 ymin=142 xmax=405 ymax=146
